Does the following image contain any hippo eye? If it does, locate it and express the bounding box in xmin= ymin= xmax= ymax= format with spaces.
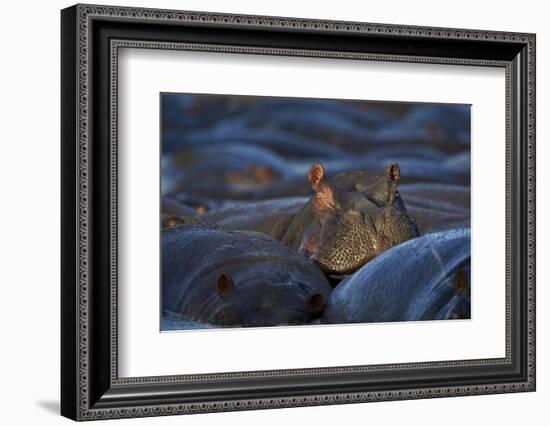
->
xmin=355 ymin=182 xmax=368 ymax=192
xmin=366 ymin=195 xmax=383 ymax=207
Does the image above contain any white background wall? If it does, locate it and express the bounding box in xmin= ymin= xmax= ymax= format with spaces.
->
xmin=0 ymin=0 xmax=546 ymax=424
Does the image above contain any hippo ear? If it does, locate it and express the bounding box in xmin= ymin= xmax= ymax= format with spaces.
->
xmin=308 ymin=162 xmax=326 ymax=192
xmin=308 ymin=293 xmax=325 ymax=317
xmin=453 ymin=271 xmax=468 ymax=295
xmin=385 ymin=163 xmax=401 ymax=182
xmin=313 ymin=183 xmax=335 ymax=212
xmin=195 ymin=204 xmax=208 ymax=215
xmin=162 ymin=215 xmax=185 ymax=228
xmin=215 ymin=272 xmax=234 ymax=300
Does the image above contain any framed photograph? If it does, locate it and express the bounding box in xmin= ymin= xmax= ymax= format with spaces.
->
xmin=61 ymin=4 xmax=536 ymax=421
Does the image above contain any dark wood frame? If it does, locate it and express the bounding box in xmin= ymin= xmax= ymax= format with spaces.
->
xmin=61 ymin=3 xmax=536 ymax=421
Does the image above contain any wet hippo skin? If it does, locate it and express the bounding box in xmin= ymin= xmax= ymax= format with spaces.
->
xmin=162 ymin=224 xmax=332 ymax=327
xmin=398 ymin=183 xmax=471 ymax=234
xmin=321 ymin=228 xmax=471 ymax=323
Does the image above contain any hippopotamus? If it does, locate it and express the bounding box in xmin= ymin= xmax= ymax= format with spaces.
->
xmin=161 ymin=196 xmax=203 ymax=228
xmin=403 ymin=104 xmax=471 ymax=146
xmin=202 ymin=197 xmax=309 ymax=240
xmin=321 ymin=228 xmax=471 ymax=324
xmin=163 ymin=143 xmax=290 ymax=200
xmin=241 ymin=99 xmax=391 ymax=146
xmin=405 ymin=206 xmax=470 ymax=234
xmin=162 ymin=195 xmax=198 ymax=217
xmin=175 ymin=143 xmax=289 ymax=182
xmin=166 ymin=126 xmax=348 ymax=160
xmin=361 ymin=104 xmax=470 ymax=149
xmin=162 ymin=224 xmax=333 ymax=328
xmin=202 ymin=197 xmax=309 ymax=224
xmin=282 ymin=163 xmax=420 ymax=274
xmin=399 ymin=183 xmax=470 ymax=213
xmin=398 ymin=183 xmax=470 ymax=234
xmin=163 ymin=96 xmax=391 ymax=155
xmin=208 ymin=162 xmax=419 ymax=275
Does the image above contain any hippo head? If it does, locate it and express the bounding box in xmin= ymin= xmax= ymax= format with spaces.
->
xmin=211 ymin=272 xmax=325 ymax=327
xmin=300 ymin=163 xmax=419 ymax=275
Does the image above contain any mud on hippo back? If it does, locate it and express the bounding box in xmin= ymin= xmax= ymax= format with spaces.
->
xmin=162 ymin=224 xmax=332 ymax=328
xmin=322 ymin=228 xmax=471 ymax=323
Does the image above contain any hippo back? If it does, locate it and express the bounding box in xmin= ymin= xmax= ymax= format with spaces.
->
xmin=162 ymin=225 xmax=332 ymax=327
xmin=399 ymin=183 xmax=470 ymax=234
xmin=202 ymin=197 xmax=308 ymax=240
xmin=322 ymin=228 xmax=470 ymax=323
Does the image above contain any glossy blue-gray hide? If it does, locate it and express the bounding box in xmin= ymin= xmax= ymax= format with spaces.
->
xmin=322 ymin=228 xmax=470 ymax=323
xmin=162 ymin=224 xmax=332 ymax=328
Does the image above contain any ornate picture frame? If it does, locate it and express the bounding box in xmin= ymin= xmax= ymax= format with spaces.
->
xmin=61 ymin=3 xmax=536 ymax=420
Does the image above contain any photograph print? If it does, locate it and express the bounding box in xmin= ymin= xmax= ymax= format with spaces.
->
xmin=160 ymin=94 xmax=471 ymax=331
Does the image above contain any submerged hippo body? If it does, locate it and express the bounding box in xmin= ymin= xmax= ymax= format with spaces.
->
xmin=398 ymin=183 xmax=471 ymax=234
xmin=322 ymin=228 xmax=471 ymax=324
xmin=162 ymin=225 xmax=332 ymax=327
xmin=202 ymin=197 xmax=309 ymax=240
xmin=405 ymin=206 xmax=470 ymax=234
